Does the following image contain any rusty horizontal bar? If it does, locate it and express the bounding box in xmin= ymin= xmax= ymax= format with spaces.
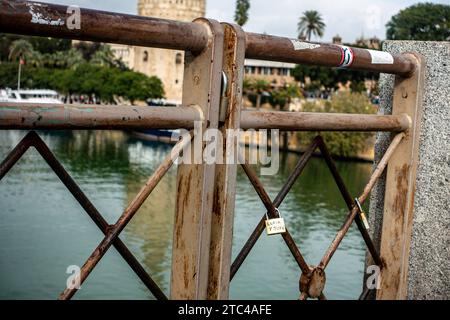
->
xmin=0 ymin=104 xmax=410 ymax=132
xmin=0 ymin=103 xmax=202 ymax=130
xmin=0 ymin=1 xmax=416 ymax=75
xmin=0 ymin=0 xmax=208 ymax=53
xmin=245 ymin=33 xmax=417 ymax=76
xmin=240 ymin=111 xmax=411 ymax=132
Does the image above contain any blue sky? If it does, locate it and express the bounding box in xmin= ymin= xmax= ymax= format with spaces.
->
xmin=43 ymin=0 xmax=449 ymax=42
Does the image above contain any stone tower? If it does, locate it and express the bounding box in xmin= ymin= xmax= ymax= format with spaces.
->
xmin=134 ymin=0 xmax=206 ymax=103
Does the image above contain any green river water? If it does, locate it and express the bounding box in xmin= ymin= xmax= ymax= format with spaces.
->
xmin=0 ymin=130 xmax=372 ymax=300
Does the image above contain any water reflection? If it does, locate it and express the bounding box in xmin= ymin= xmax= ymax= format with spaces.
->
xmin=0 ymin=130 xmax=371 ymax=300
xmin=123 ymin=139 xmax=177 ymax=294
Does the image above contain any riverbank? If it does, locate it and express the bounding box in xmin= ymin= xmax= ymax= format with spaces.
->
xmin=240 ymin=131 xmax=375 ymax=162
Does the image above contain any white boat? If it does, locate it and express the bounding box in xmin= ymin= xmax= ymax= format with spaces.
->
xmin=0 ymin=89 xmax=63 ymax=104
xmin=131 ymin=100 xmax=181 ymax=144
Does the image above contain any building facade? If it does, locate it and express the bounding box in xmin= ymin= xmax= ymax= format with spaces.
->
xmin=244 ymin=59 xmax=296 ymax=87
xmin=111 ymin=0 xmax=206 ymax=104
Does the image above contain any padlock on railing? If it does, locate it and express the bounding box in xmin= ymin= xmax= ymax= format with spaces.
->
xmin=355 ymin=198 xmax=370 ymax=230
xmin=265 ymin=208 xmax=286 ymax=235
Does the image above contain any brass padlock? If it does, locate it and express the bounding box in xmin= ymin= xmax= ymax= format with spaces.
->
xmin=355 ymin=198 xmax=370 ymax=230
xmin=265 ymin=208 xmax=286 ymax=235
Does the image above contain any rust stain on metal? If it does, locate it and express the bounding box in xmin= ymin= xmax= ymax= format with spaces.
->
xmin=300 ymin=267 xmax=326 ymax=299
xmin=393 ymin=164 xmax=410 ymax=214
xmin=378 ymin=53 xmax=424 ymax=300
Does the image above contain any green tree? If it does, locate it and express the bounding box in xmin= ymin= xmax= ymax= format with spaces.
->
xmin=269 ymin=84 xmax=302 ymax=111
xmin=91 ymin=45 xmax=116 ymax=67
xmin=8 ymin=39 xmax=42 ymax=90
xmin=297 ymin=10 xmax=325 ymax=41
xmin=298 ymin=92 xmax=376 ymax=157
xmin=386 ymin=3 xmax=450 ymax=41
xmin=234 ymin=0 xmax=251 ymax=26
xmin=0 ymin=63 xmax=23 ymax=88
xmin=292 ymin=64 xmax=377 ymax=94
xmin=0 ymin=33 xmax=71 ymax=61
xmin=292 ymin=65 xmax=337 ymax=91
xmin=114 ymin=71 xmax=164 ymax=104
xmin=8 ymin=39 xmax=39 ymax=64
xmin=0 ymin=62 xmax=164 ymax=105
xmin=244 ymin=79 xmax=270 ymax=110
xmin=73 ymin=41 xmax=102 ymax=61
xmin=41 ymin=49 xmax=84 ymax=69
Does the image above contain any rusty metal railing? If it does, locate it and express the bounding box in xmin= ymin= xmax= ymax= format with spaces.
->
xmin=0 ymin=103 xmax=411 ymax=132
xmin=0 ymin=0 xmax=416 ymax=76
xmin=0 ymin=0 xmax=425 ymax=300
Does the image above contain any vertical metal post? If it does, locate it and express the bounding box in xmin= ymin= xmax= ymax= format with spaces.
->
xmin=170 ymin=18 xmax=224 ymax=300
xmin=207 ymin=23 xmax=246 ymax=300
xmin=377 ymin=53 xmax=425 ymax=299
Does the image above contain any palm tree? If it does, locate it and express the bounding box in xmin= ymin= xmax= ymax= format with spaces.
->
xmin=40 ymin=49 xmax=83 ymax=69
xmin=91 ymin=44 xmax=116 ymax=67
xmin=234 ymin=0 xmax=251 ymax=26
xmin=297 ymin=10 xmax=325 ymax=41
xmin=64 ymin=48 xmax=84 ymax=69
xmin=8 ymin=39 xmax=35 ymax=62
xmin=9 ymin=39 xmax=40 ymax=90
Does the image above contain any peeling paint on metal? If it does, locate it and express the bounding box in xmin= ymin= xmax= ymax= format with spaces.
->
xmin=290 ymin=39 xmax=320 ymax=51
xmin=27 ymin=3 xmax=64 ymax=26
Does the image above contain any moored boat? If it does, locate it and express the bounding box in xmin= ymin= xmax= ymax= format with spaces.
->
xmin=0 ymin=89 xmax=63 ymax=104
xmin=131 ymin=99 xmax=181 ymax=144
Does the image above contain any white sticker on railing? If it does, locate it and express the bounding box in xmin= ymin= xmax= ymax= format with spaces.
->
xmin=291 ymin=39 xmax=321 ymax=50
xmin=368 ymin=49 xmax=394 ymax=64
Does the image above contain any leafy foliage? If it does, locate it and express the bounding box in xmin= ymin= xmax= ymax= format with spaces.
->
xmin=386 ymin=3 xmax=450 ymax=41
xmin=1 ymin=37 xmax=164 ymax=104
xmin=234 ymin=0 xmax=251 ymax=26
xmin=8 ymin=40 xmax=37 ymax=63
xmin=297 ymin=92 xmax=376 ymax=157
xmin=243 ymin=78 xmax=270 ymax=109
xmin=269 ymin=84 xmax=302 ymax=110
xmin=0 ymin=62 xmax=164 ymax=104
xmin=0 ymin=33 xmax=71 ymax=61
xmin=292 ymin=64 xmax=378 ymax=93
